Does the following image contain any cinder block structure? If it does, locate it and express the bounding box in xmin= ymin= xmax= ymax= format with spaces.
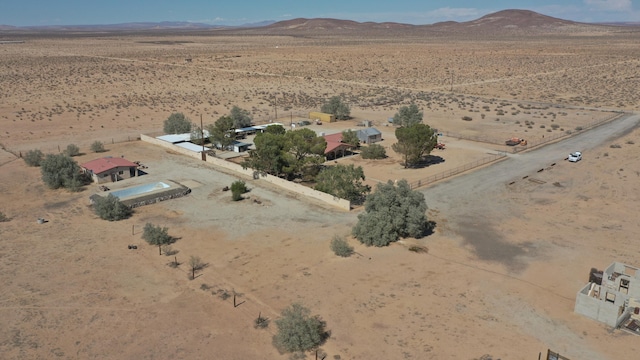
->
xmin=575 ymin=262 xmax=640 ymax=334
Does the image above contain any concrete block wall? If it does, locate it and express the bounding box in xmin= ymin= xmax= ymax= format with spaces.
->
xmin=141 ymin=135 xmax=351 ymax=211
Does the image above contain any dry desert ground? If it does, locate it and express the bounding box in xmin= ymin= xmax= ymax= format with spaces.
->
xmin=1 ymin=28 xmax=640 ymax=359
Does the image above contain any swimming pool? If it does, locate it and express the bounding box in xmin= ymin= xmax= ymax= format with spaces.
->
xmin=110 ymin=182 xmax=170 ymax=199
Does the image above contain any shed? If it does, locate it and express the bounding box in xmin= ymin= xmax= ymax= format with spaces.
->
xmin=309 ymin=112 xmax=335 ymax=123
xmin=356 ymin=128 xmax=382 ymax=144
xmin=81 ymin=157 xmax=139 ymax=184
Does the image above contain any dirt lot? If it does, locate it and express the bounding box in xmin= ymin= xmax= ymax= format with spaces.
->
xmin=1 ymin=30 xmax=640 ymax=359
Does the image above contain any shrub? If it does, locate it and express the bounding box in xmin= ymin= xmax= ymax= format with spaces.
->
xmin=142 ymin=223 xmax=173 ymax=255
xmin=40 ymin=153 xmax=85 ymax=190
xmin=93 ymin=194 xmax=132 ymax=221
xmin=65 ymin=144 xmax=80 ymax=157
xmin=360 ymin=144 xmax=386 ymax=159
xmin=610 ymin=144 xmax=622 ymax=149
xmin=0 ymin=211 xmax=9 ymax=222
xmin=273 ymin=303 xmax=327 ymax=353
xmin=23 ymin=149 xmax=44 ymax=167
xmin=230 ymin=180 xmax=248 ymax=201
xmin=163 ymin=112 xmax=192 ymax=134
xmin=90 ymin=141 xmax=105 ymax=153
xmin=461 ymin=116 xmax=472 ymax=121
xmin=330 ymin=235 xmax=354 ymax=257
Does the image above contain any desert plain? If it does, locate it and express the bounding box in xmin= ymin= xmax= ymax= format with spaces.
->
xmin=1 ymin=19 xmax=640 ymax=360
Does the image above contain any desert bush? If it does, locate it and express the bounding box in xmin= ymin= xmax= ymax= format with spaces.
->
xmin=330 ymin=235 xmax=354 ymax=257
xmin=610 ymin=144 xmax=622 ymax=148
xmin=163 ymin=112 xmax=191 ymax=134
xmin=626 ymin=140 xmax=635 ymax=145
xmin=255 ymin=314 xmax=270 ymax=329
xmin=575 ymin=126 xmax=584 ymax=131
xmin=0 ymin=211 xmax=9 ymax=222
xmin=352 ymin=180 xmax=428 ymax=246
xmin=93 ymin=194 xmax=131 ymax=221
xmin=273 ymin=303 xmax=328 ymax=353
xmin=551 ymin=124 xmax=560 ymax=130
xmin=23 ymin=149 xmax=44 ymax=167
xmin=360 ymin=144 xmax=386 ymax=159
xmin=231 ymin=180 xmax=248 ymax=201
xmin=90 ymin=141 xmax=105 ymax=153
xmin=64 ymin=144 xmax=80 ymax=157
xmin=461 ymin=116 xmax=472 ymax=121
xmin=539 ymin=125 xmax=545 ymax=128
xmin=40 ymin=153 xmax=85 ymax=191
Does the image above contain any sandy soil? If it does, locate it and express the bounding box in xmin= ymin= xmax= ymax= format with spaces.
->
xmin=1 ymin=31 xmax=640 ymax=359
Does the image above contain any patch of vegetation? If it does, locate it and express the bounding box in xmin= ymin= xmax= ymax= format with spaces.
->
xmin=352 ymin=180 xmax=428 ymax=247
xmin=163 ymin=112 xmax=191 ymax=134
xmin=461 ymin=116 xmax=472 ymax=121
xmin=315 ymin=164 xmax=370 ymax=203
xmin=65 ymin=144 xmax=80 ymax=157
xmin=90 ymin=141 xmax=105 ymax=153
xmin=392 ymin=104 xmax=423 ymax=127
xmin=231 ymin=180 xmax=248 ymax=201
xmin=360 ymin=144 xmax=386 ymax=159
xmin=0 ymin=211 xmax=9 ymax=222
xmin=273 ymin=303 xmax=328 ymax=353
xmin=610 ymin=144 xmax=622 ymax=148
xmin=142 ymin=223 xmax=174 ymax=255
xmin=92 ymin=194 xmax=132 ymax=221
xmin=23 ymin=149 xmax=44 ymax=167
xmin=330 ymin=235 xmax=354 ymax=257
xmin=40 ymin=153 xmax=87 ymax=191
xmin=255 ymin=313 xmax=270 ymax=329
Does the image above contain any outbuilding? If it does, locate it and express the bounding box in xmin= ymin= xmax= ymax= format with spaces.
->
xmin=356 ymin=128 xmax=382 ymax=144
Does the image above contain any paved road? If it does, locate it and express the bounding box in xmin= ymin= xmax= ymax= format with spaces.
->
xmin=420 ymin=112 xmax=639 ymax=269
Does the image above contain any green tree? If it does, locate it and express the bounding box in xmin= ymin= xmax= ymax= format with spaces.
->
xmin=142 ymin=223 xmax=173 ymax=255
xmin=392 ymin=104 xmax=423 ymax=127
xmin=315 ymin=164 xmax=370 ymax=203
xmin=352 ymin=179 xmax=428 ymax=247
xmin=341 ymin=129 xmax=360 ymax=147
xmin=391 ymin=123 xmax=437 ymax=168
xmin=93 ymin=194 xmax=132 ymax=221
xmin=360 ymin=144 xmax=387 ymax=159
xmin=273 ymin=303 xmax=327 ymax=353
xmin=23 ymin=149 xmax=44 ymax=167
xmin=321 ymin=96 xmax=350 ymax=120
xmin=65 ymin=143 xmax=80 ymax=157
xmin=330 ymin=235 xmax=354 ymax=257
xmin=90 ymin=141 xmax=105 ymax=153
xmin=230 ymin=180 xmax=248 ymax=201
xmin=40 ymin=153 xmax=84 ymax=191
xmin=264 ymin=124 xmax=286 ymax=135
xmin=283 ymin=128 xmax=327 ymax=179
xmin=207 ymin=115 xmax=235 ymax=150
xmin=243 ymin=131 xmax=289 ymax=177
xmin=229 ymin=106 xmax=253 ymax=128
xmin=163 ymin=112 xmax=192 ymax=134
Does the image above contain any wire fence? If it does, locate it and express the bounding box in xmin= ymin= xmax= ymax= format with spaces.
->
xmin=546 ymin=349 xmax=571 ymax=360
xmin=408 ymin=153 xmax=506 ymax=189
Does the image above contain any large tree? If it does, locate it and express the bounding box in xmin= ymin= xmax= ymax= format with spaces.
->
xmin=352 ymin=179 xmax=428 ymax=247
xmin=40 ymin=153 xmax=85 ymax=191
xmin=315 ymin=164 xmax=370 ymax=203
xmin=283 ymin=128 xmax=326 ymax=178
xmin=243 ymin=131 xmax=289 ymax=176
xmin=229 ymin=106 xmax=253 ymax=128
xmin=206 ymin=115 xmax=235 ymax=150
xmin=341 ymin=129 xmax=360 ymax=147
xmin=142 ymin=223 xmax=174 ymax=255
xmin=321 ymin=96 xmax=350 ymax=120
xmin=243 ymin=126 xmax=326 ymax=180
xmin=391 ymin=123 xmax=438 ymax=168
xmin=163 ymin=112 xmax=192 ymax=134
xmin=273 ymin=303 xmax=327 ymax=353
xmin=392 ymin=104 xmax=423 ymax=127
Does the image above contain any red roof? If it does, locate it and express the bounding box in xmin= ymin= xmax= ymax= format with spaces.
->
xmin=323 ymin=133 xmax=343 ymax=143
xmin=81 ymin=157 xmax=138 ymax=174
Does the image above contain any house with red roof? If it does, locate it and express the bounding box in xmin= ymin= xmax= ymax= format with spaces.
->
xmin=323 ymin=132 xmax=356 ymax=160
xmin=81 ymin=157 xmax=139 ymax=184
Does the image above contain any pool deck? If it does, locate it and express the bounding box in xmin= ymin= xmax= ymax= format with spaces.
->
xmin=90 ymin=180 xmax=191 ymax=208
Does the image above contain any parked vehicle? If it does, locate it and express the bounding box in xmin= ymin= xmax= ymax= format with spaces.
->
xmin=568 ymin=152 xmax=582 ymax=162
xmin=505 ymin=137 xmax=526 ymax=146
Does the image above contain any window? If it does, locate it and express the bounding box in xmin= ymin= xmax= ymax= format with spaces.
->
xmin=118 ymin=170 xmax=124 ymax=175
xmin=605 ymin=292 xmax=616 ymax=303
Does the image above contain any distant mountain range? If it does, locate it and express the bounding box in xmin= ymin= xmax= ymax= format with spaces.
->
xmin=1 ymin=10 xmax=639 ymax=34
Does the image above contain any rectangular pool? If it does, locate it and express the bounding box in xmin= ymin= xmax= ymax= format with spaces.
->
xmin=110 ymin=182 xmax=171 ymax=199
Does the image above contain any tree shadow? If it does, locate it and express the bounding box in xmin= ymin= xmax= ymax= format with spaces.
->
xmin=410 ymin=155 xmax=445 ymax=169
xmin=423 ymin=220 xmax=437 ymax=237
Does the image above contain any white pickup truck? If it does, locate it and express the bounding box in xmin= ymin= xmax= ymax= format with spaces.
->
xmin=568 ymin=152 xmax=582 ymax=162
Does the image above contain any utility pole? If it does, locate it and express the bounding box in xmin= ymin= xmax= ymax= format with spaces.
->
xmin=200 ymin=114 xmax=206 ymax=161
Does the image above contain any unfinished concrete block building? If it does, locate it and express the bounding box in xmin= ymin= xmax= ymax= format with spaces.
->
xmin=574 ymin=262 xmax=640 ymax=334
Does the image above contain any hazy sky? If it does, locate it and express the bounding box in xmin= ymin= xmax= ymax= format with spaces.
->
xmin=1 ymin=0 xmax=638 ymax=26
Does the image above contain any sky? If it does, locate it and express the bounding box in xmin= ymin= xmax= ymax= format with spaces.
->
xmin=1 ymin=0 xmax=638 ymax=26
